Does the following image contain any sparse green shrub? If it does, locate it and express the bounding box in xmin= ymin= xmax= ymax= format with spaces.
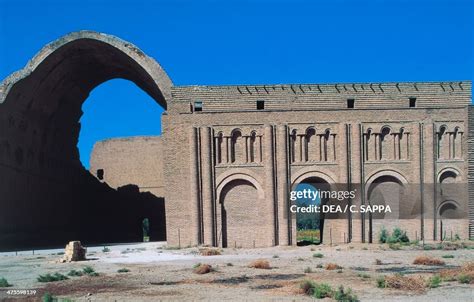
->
xmin=0 ymin=277 xmax=12 ymax=287
xmin=117 ymin=268 xmax=130 ymax=273
xmin=297 ymin=257 xmax=305 ymax=261
xmin=316 ymin=264 xmax=323 ymax=268
xmin=300 ymin=280 xmax=316 ymax=295
xmin=375 ymin=259 xmax=382 ymax=265
xmin=83 ymin=266 xmax=99 ymax=276
xmin=428 ymin=275 xmax=441 ymax=288
xmin=226 ymin=263 xmax=233 ymax=266
xmin=389 ymin=243 xmax=401 ymax=250
xmin=37 ymin=273 xmax=69 ymax=282
xmin=313 ymin=283 xmax=333 ymax=299
xmin=304 ymin=267 xmax=312 ymax=273
xmin=379 ymin=227 xmax=389 ymax=243
xmin=193 ymin=263 xmax=201 ymax=269
xmin=423 ymin=245 xmax=434 ymax=250
xmin=442 ymin=254 xmax=455 ymax=259
xmin=102 ymin=246 xmax=110 ymax=253
xmin=458 ymin=274 xmax=472 ymax=284
xmin=334 ymin=285 xmax=359 ymax=302
xmin=42 ymin=292 xmax=54 ymax=302
xmin=313 ymin=253 xmax=324 ymax=258
xmin=392 ymin=227 xmax=409 ymax=243
xmin=357 ymin=273 xmax=370 ymax=279
xmin=381 ymin=227 xmax=409 ymax=244
xmin=67 ymin=269 xmax=83 ymax=277
xmin=376 ymin=276 xmax=386 ymax=288
xmin=273 ymin=255 xmax=279 ymax=258
xmin=454 ymin=234 xmax=461 ymax=241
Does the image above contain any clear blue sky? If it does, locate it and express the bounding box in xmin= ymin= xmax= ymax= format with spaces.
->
xmin=0 ymin=0 xmax=472 ymax=168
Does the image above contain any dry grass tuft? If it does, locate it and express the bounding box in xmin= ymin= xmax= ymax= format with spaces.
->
xmin=439 ymin=262 xmax=474 ymax=283
xmin=413 ymin=256 xmax=445 ymax=266
xmin=249 ymin=259 xmax=271 ymax=269
xmin=325 ymin=263 xmax=342 ymax=270
xmin=194 ymin=264 xmax=213 ymax=274
xmin=199 ymin=248 xmax=221 ymax=256
xmin=384 ymin=274 xmax=426 ymax=292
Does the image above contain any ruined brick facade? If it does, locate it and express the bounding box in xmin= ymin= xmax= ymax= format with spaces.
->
xmin=0 ymin=31 xmax=472 ymax=250
xmin=161 ymin=82 xmax=472 ymax=247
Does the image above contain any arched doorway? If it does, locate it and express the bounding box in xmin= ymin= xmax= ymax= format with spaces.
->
xmin=292 ymin=177 xmax=331 ymax=245
xmin=437 ymin=169 xmax=465 ymax=240
xmin=367 ymin=174 xmax=405 ymax=243
xmin=0 ymin=31 xmax=172 ymax=250
xmin=217 ymin=177 xmax=270 ymax=248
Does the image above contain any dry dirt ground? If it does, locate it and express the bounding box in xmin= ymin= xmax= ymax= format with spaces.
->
xmin=0 ymin=242 xmax=473 ymax=301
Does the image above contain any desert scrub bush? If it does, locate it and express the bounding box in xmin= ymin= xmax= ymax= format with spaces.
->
xmin=300 ymin=280 xmax=333 ymax=298
xmin=102 ymin=246 xmax=110 ymax=253
xmin=42 ymin=292 xmax=54 ymax=302
xmin=83 ymin=266 xmax=99 ymax=276
xmin=194 ymin=263 xmax=213 ymax=274
xmin=388 ymin=243 xmax=402 ymax=250
xmin=423 ymin=244 xmax=435 ymax=250
xmin=199 ymin=248 xmax=221 ymax=256
xmin=380 ymin=227 xmax=409 ymax=244
xmin=442 ymin=254 xmax=455 ymax=259
xmin=37 ymin=273 xmax=69 ymax=283
xmin=272 ymin=255 xmax=279 ymax=258
xmin=313 ymin=252 xmax=324 ymax=258
xmin=316 ymin=264 xmax=323 ymax=268
xmin=249 ymin=259 xmax=271 ymax=269
xmin=428 ymin=275 xmax=441 ymax=288
xmin=334 ymin=285 xmax=359 ymax=302
xmin=117 ymin=268 xmax=130 ymax=273
xmin=297 ymin=257 xmax=305 ymax=261
xmin=413 ymin=256 xmax=445 ymax=266
xmin=357 ymin=273 xmax=370 ymax=279
xmin=439 ymin=262 xmax=474 ymax=283
xmin=304 ymin=267 xmax=312 ymax=273
xmin=325 ymin=263 xmax=342 ymax=270
xmin=67 ymin=269 xmax=83 ymax=277
xmin=380 ymin=274 xmax=426 ymax=292
xmin=458 ymin=274 xmax=472 ymax=284
xmin=375 ymin=259 xmax=383 ymax=265
xmin=376 ymin=276 xmax=386 ymax=288
xmin=226 ymin=262 xmax=233 ymax=266
xmin=300 ymin=279 xmax=317 ymax=295
xmin=313 ymin=283 xmax=334 ymax=299
xmin=390 ymin=227 xmax=410 ymax=243
xmin=379 ymin=227 xmax=389 ymax=243
xmin=0 ymin=277 xmax=12 ymax=287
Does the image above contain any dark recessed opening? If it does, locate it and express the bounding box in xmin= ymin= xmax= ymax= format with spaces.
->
xmin=409 ymin=97 xmax=416 ymax=108
xmin=257 ymin=100 xmax=265 ymax=110
xmin=194 ymin=100 xmax=203 ymax=112
xmin=347 ymin=99 xmax=355 ymax=109
xmin=97 ymin=169 xmax=104 ymax=180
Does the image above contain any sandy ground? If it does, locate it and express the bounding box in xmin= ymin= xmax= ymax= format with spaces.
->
xmin=0 ymin=242 xmax=473 ymax=301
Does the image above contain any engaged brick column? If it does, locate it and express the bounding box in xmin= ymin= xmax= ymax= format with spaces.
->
xmin=264 ymin=125 xmax=276 ymax=245
xmin=277 ymin=125 xmax=290 ymax=245
xmin=201 ymin=127 xmax=215 ymax=246
xmin=189 ymin=127 xmax=201 ymax=245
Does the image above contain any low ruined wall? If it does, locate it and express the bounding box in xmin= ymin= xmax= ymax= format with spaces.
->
xmin=90 ymin=136 xmax=164 ymax=197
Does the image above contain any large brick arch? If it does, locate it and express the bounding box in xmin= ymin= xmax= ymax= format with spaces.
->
xmin=0 ymin=31 xmax=172 ymax=250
